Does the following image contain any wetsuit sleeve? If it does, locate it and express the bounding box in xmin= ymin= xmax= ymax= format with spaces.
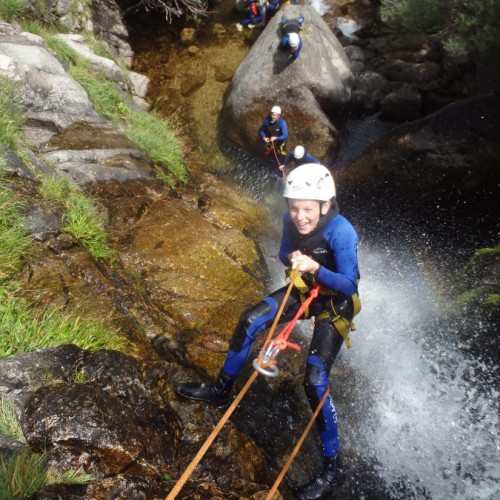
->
xmin=277 ymin=119 xmax=288 ymax=141
xmin=316 ymin=216 xmax=359 ymax=295
xmin=279 ymin=213 xmax=294 ymax=266
xmin=284 ymin=152 xmax=294 ymax=166
xmin=305 ymin=152 xmax=320 ymax=164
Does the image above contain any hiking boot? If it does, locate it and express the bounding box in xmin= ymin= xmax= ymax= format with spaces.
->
xmin=295 ymin=455 xmax=338 ymax=500
xmin=175 ymin=369 xmax=236 ymax=409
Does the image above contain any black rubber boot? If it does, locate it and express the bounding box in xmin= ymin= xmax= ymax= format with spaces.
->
xmin=175 ymin=370 xmax=236 ymax=408
xmin=295 ymin=455 xmax=337 ymax=500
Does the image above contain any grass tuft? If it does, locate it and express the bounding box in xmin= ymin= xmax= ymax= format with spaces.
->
xmin=63 ymin=192 xmax=114 ymax=260
xmin=125 ymin=109 xmax=187 ymax=186
xmin=0 ymin=0 xmax=26 ymax=21
xmin=0 ymin=450 xmax=47 ymax=500
xmin=0 ymin=449 xmax=96 ymax=499
xmin=69 ymin=65 xmax=128 ymax=122
xmin=0 ymin=288 xmax=129 ymax=357
xmin=39 ymin=176 xmax=113 ymax=260
xmin=0 ymin=77 xmax=27 ymax=153
xmin=0 ymin=180 xmax=30 ymax=285
xmin=0 ymin=396 xmax=26 ymax=443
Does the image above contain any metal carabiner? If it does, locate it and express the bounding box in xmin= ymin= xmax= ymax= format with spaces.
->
xmin=252 ymin=341 xmax=281 ymax=377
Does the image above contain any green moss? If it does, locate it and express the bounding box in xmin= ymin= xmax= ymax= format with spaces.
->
xmin=464 ymin=246 xmax=500 ymax=273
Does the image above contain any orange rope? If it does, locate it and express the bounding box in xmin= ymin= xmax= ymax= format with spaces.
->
xmin=165 ymin=267 xmax=301 ymax=499
xmin=265 ymin=389 xmax=330 ymax=500
xmin=166 ymin=371 xmax=258 ymax=499
xmin=270 ymin=140 xmax=286 ymax=181
xmin=261 ymin=266 xmax=300 ymax=350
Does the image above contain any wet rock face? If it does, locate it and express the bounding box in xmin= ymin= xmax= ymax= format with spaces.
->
xmin=222 ymin=4 xmax=354 ymax=158
xmin=21 ymin=350 xmax=182 ymax=477
xmin=117 ymin=183 xmax=267 ymax=374
xmin=1 ymin=346 xmax=270 ymax=498
xmin=336 ymin=91 xmax=500 ymax=240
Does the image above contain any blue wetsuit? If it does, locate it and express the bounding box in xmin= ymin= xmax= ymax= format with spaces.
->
xmin=222 ymin=203 xmax=360 ymax=458
xmin=283 ymin=151 xmax=320 ymax=168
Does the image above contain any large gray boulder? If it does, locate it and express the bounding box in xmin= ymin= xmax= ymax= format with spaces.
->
xmin=222 ymin=4 xmax=354 ymax=159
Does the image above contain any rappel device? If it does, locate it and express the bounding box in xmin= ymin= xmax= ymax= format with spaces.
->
xmin=253 ymin=284 xmax=321 ymax=377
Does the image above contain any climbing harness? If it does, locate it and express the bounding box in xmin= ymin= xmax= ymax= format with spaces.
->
xmin=253 ymin=283 xmax=320 ymax=377
xmin=315 ymin=293 xmax=361 ymax=348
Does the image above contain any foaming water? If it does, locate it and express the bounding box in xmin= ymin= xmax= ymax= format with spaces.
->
xmin=345 ymin=242 xmax=499 ymax=499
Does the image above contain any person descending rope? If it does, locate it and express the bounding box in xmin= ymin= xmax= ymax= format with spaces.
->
xmin=279 ymin=145 xmax=320 ymax=175
xmin=259 ymin=105 xmax=288 ymax=173
xmin=176 ymin=164 xmax=362 ymax=499
xmin=279 ymin=13 xmax=304 ymax=58
xmin=236 ymin=0 xmax=264 ymax=31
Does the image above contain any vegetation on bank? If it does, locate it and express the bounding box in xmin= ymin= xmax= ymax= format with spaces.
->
xmin=20 ymin=20 xmax=187 ymax=187
xmin=456 ymin=245 xmax=500 ymax=317
xmin=0 ymin=447 xmax=96 ymax=500
xmin=0 ymin=77 xmax=30 ymax=164
xmin=380 ymin=0 xmax=500 ymax=55
xmin=39 ymin=175 xmax=114 ymax=260
xmin=0 ymin=168 xmax=128 ymax=357
xmin=0 ymin=0 xmax=25 ymax=21
xmin=0 ymin=168 xmax=30 ymax=284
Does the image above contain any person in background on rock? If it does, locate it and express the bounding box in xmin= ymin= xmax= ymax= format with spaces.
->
xmin=259 ymin=105 xmax=288 ymax=173
xmin=176 ymin=164 xmax=361 ymax=500
xmin=264 ymin=0 xmax=280 ymax=25
xmin=279 ymin=13 xmax=304 ymax=59
xmin=279 ymin=145 xmax=320 ymax=175
xmin=236 ymin=0 xmax=264 ymax=31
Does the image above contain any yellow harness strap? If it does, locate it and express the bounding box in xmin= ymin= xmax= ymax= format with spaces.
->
xmin=315 ymin=293 xmax=361 ymax=348
xmin=285 ymin=268 xmax=361 ymax=346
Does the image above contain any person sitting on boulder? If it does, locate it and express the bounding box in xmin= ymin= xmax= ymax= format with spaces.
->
xmin=236 ymin=0 xmax=264 ymax=31
xmin=279 ymin=13 xmax=304 ymax=58
xmin=259 ymin=105 xmax=288 ymax=172
xmin=279 ymin=145 xmax=320 ymax=174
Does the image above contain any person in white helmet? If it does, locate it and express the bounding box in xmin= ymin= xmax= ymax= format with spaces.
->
xmin=279 ymin=13 xmax=304 ymax=58
xmin=279 ymin=144 xmax=320 ymax=174
xmin=176 ymin=164 xmax=361 ymax=499
xmin=259 ymin=105 xmax=288 ymax=171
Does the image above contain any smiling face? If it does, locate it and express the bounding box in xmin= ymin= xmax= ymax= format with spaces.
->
xmin=288 ymin=199 xmax=330 ymax=234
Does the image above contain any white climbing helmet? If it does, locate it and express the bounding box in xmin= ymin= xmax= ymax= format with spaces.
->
xmin=288 ymin=32 xmax=300 ymax=48
xmin=293 ymin=145 xmax=305 ymax=159
xmin=283 ymin=164 xmax=336 ymax=201
xmin=271 ymin=105 xmax=282 ymax=115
